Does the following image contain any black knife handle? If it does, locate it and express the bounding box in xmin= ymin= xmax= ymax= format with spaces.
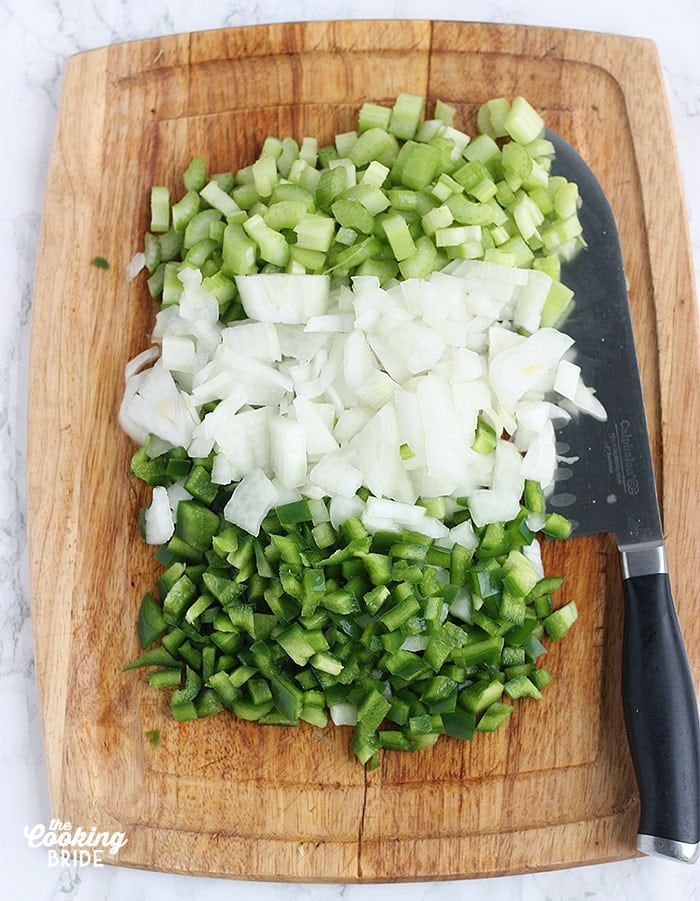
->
xmin=622 ymin=571 xmax=700 ymax=862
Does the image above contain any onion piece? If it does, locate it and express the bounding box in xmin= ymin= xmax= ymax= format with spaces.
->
xmin=236 ymin=274 xmax=330 ymax=323
xmin=223 ymin=468 xmax=278 ymax=536
xmin=126 ymin=252 xmax=146 ymax=281
xmin=124 ymin=345 xmax=159 ymax=382
xmin=144 ymin=485 xmax=175 ymax=545
xmin=329 ymin=702 xmax=358 ymax=726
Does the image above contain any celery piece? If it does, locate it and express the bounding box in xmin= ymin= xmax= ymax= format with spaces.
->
xmin=470 ymin=177 xmax=498 ymax=203
xmin=430 ymin=173 xmax=461 ymax=202
xmin=201 ymin=271 xmax=237 ymax=310
xmin=361 ymin=160 xmax=390 ymax=187
xmin=316 ymin=166 xmax=347 ymax=211
xmin=211 ymin=171 xmax=235 ymax=193
xmin=513 ymin=193 xmax=544 ymax=242
xmin=276 ymin=136 xmax=300 ymax=178
xmin=183 ymin=209 xmax=222 ymax=249
xmin=200 ymin=180 xmax=241 ymax=219
xmin=433 ymin=99 xmax=456 ymax=126
xmin=335 ymin=226 xmax=358 ymax=246
xmin=349 ymin=128 xmax=399 ymax=169
xmin=157 ymin=228 xmax=184 ymax=262
xmin=183 ymin=157 xmax=207 ymax=192
xmin=483 ymin=249 xmax=516 ymax=267
xmin=498 ymin=235 xmax=534 ymax=268
xmin=150 ymin=185 xmax=170 ymax=233
xmin=446 ymin=194 xmax=498 ymax=226
xmin=356 ymin=257 xmax=398 ymax=284
xmin=435 ymin=224 xmax=481 ymax=248
xmin=331 ymin=235 xmax=382 ymax=272
xmin=294 ymin=214 xmax=336 ymax=253
xmin=171 ymin=190 xmax=200 ymax=233
xmin=464 ymin=133 xmax=500 ymax=165
xmin=343 ymin=183 xmax=391 ymax=216
xmin=358 ymin=102 xmax=392 ymax=132
xmin=317 ymin=144 xmax=339 ymax=168
xmin=252 ymin=155 xmax=278 ymax=199
xmin=477 ymin=97 xmax=511 ymax=139
xmin=382 ymin=213 xmax=416 ymax=262
xmin=399 ymin=142 xmax=441 ymax=190
xmin=299 ymin=136 xmax=318 ymax=167
xmin=335 ymin=130 xmax=357 ymax=157
xmin=243 ymin=214 xmax=290 ymax=267
xmin=232 ymin=182 xmax=262 ymax=210
xmin=331 ymin=160 xmax=357 ymax=191
xmin=504 ymin=96 xmax=545 ymax=145
xmin=222 ymin=222 xmax=257 ymax=276
xmin=415 ymin=119 xmax=444 ymax=143
xmin=260 ymin=136 xmax=282 ymax=160
xmin=184 ymin=238 xmax=218 ymax=268
xmin=331 ymin=199 xmax=375 ymax=235
xmin=388 ymin=92 xmax=425 ymax=141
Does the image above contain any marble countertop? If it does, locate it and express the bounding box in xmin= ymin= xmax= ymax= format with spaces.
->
xmin=3 ymin=1 xmax=698 ymax=898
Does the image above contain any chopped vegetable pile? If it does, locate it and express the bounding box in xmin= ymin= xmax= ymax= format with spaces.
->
xmin=121 ymin=94 xmax=603 ymax=767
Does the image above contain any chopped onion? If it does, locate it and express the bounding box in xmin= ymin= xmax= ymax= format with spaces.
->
xmin=121 ymin=264 xmax=607 ymax=537
xmin=235 ymin=273 xmax=330 ymax=323
xmin=329 ymin=702 xmax=358 ymax=726
xmin=126 ymin=252 xmax=146 ymax=281
xmin=309 ymin=452 xmax=363 ymax=499
xmin=124 ymin=346 xmax=160 ymax=382
xmin=270 ymin=416 xmax=307 ymax=489
xmin=144 ymin=486 xmax=175 ymax=545
xmin=223 ymin=468 xmax=278 ymax=536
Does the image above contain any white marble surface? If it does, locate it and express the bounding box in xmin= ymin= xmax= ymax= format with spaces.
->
xmin=2 ymin=0 xmax=699 ymax=898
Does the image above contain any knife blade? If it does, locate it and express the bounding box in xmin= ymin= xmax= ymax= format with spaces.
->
xmin=545 ymin=129 xmax=700 ymax=863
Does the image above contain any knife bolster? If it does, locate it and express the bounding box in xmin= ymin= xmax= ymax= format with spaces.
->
xmin=620 ymin=542 xmax=667 ymax=579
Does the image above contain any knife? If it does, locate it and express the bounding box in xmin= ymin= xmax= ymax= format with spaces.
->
xmin=545 ymin=129 xmax=700 ymax=863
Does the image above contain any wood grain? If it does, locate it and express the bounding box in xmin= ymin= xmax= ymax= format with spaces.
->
xmin=27 ymin=20 xmax=700 ymax=882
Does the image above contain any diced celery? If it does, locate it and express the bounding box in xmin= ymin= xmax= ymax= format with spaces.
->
xmin=388 ymin=92 xmax=425 ymax=141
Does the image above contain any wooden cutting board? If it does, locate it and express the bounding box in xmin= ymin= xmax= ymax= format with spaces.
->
xmin=27 ymin=20 xmax=700 ymax=882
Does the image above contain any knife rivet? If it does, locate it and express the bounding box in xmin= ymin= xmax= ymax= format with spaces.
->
xmin=607 ymin=494 xmax=618 ymax=504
